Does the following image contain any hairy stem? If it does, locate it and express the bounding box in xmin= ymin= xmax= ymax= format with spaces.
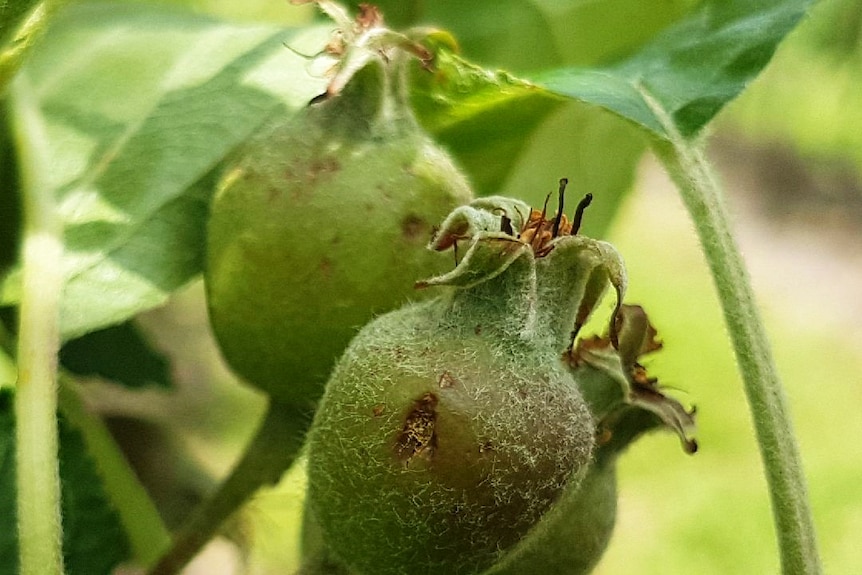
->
xmin=12 ymin=71 xmax=65 ymax=575
xmin=640 ymin=87 xmax=822 ymax=574
xmin=148 ymin=401 xmax=311 ymax=575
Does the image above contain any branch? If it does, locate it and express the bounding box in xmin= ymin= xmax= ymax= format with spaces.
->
xmin=148 ymin=401 xmax=311 ymax=575
xmin=12 ymin=69 xmax=65 ymax=575
xmin=640 ymin=85 xmax=822 ymax=575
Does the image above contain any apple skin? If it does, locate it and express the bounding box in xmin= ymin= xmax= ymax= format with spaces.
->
xmin=205 ymin=64 xmax=473 ymax=406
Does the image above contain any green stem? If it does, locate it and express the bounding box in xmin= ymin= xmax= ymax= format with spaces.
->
xmin=0 ymin=1 xmax=67 ymax=94
xmin=57 ymin=375 xmax=172 ymax=567
xmin=148 ymin=400 xmax=311 ymax=575
xmin=12 ymin=71 xmax=65 ymax=575
xmin=640 ymin=87 xmax=822 ymax=574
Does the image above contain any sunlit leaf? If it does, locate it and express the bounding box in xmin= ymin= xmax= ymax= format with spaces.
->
xmin=535 ymin=0 xmax=816 ymax=138
xmin=351 ymin=0 xmax=698 ymax=72
xmin=379 ymin=0 xmax=695 ymax=231
xmin=411 ymin=50 xmax=647 ymax=236
xmin=8 ymin=3 xmax=330 ymax=339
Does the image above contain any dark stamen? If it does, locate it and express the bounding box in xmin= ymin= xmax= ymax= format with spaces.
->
xmin=500 ymin=214 xmax=514 ymax=235
xmin=552 ymin=178 xmax=568 ymax=238
xmin=570 ymin=193 xmax=593 ymax=235
xmin=540 ymin=191 xmax=551 ymax=222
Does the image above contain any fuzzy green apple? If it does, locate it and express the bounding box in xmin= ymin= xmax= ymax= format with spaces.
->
xmin=205 ymin=30 xmax=472 ymax=405
xmin=305 ymin=192 xmax=629 ymax=575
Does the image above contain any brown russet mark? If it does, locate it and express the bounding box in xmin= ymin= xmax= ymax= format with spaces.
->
xmin=305 ymin=157 xmax=340 ymax=182
xmin=437 ymin=371 xmax=458 ymax=389
xmin=400 ymin=214 xmax=427 ymax=241
xmin=372 ymin=404 xmax=386 ymax=417
xmin=395 ymin=392 xmax=439 ymax=465
xmin=318 ymin=257 xmax=333 ymax=280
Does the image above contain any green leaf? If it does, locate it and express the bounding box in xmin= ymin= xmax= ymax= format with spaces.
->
xmin=0 ymin=387 xmax=133 ymax=575
xmin=411 ymin=50 xmax=564 ymax=194
xmin=0 ymin=0 xmax=39 ymax=46
xmin=343 ymin=0 xmax=702 ymax=233
xmin=352 ymin=0 xmax=698 ymax=72
xmin=59 ymin=320 xmax=172 ymax=389
xmin=8 ymin=2 xmax=330 ymax=339
xmin=0 ymin=1 xmax=72 ymax=94
xmin=0 ymin=343 xmax=13 ymax=389
xmin=0 ymin=108 xmax=20 ymax=276
xmin=535 ymin=0 xmax=817 ymax=138
xmin=57 ymin=378 xmax=172 ymax=567
xmin=412 ymin=50 xmax=647 ymax=236
xmin=346 ymin=0 xmax=699 ymax=234
xmin=0 ymin=391 xmax=16 ymax=572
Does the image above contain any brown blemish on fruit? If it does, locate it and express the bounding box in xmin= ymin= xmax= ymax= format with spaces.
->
xmin=267 ymin=187 xmax=282 ymax=203
xmin=372 ymin=404 xmax=386 ymax=417
xmin=437 ymin=371 xmax=458 ymax=389
xmin=401 ymin=214 xmax=427 ymax=241
xmin=596 ymin=426 xmax=613 ymax=446
xmin=305 ymin=157 xmax=340 ymax=183
xmin=376 ymin=183 xmax=393 ymax=201
xmin=319 ymin=257 xmax=333 ymax=280
xmin=391 ymin=345 xmax=408 ymax=362
xmin=395 ymin=392 xmax=438 ymax=465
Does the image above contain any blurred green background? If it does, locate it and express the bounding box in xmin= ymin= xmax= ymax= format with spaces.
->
xmin=66 ymin=0 xmax=862 ymax=573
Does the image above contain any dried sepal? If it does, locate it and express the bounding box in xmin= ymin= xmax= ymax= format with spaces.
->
xmin=296 ymin=1 xmax=434 ymax=98
xmin=538 ymin=235 xmax=627 ymax=350
xmin=568 ymin=304 xmax=697 ymax=455
xmin=428 ymin=197 xmax=532 ymax=251
xmin=415 ymin=235 xmax=530 ymax=290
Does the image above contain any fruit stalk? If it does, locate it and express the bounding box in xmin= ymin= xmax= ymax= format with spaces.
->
xmin=148 ymin=401 xmax=311 ymax=575
xmin=11 ymin=70 xmax=66 ymax=575
xmin=641 ymin=84 xmax=822 ymax=575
